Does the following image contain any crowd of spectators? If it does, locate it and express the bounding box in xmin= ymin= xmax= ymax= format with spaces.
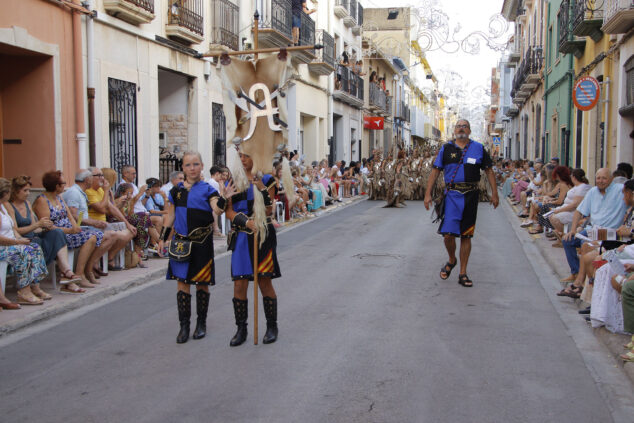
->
xmin=497 ymin=156 xmax=634 ymax=362
xmin=0 ymin=153 xmax=368 ymax=310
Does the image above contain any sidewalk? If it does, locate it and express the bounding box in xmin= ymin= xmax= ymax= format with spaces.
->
xmin=0 ymin=195 xmax=367 ymax=337
xmin=502 ymin=195 xmax=634 ymax=383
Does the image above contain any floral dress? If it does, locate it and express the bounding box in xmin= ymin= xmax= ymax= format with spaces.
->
xmin=0 ymin=205 xmax=48 ymax=289
xmin=41 ymin=195 xmax=103 ymax=249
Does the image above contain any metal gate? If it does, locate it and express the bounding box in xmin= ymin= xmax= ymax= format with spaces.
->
xmin=108 ymin=78 xmax=138 ymax=179
xmin=212 ymin=103 xmax=226 ymax=166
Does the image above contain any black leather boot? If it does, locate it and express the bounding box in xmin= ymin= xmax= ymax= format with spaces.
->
xmin=262 ymin=296 xmax=278 ymax=344
xmin=176 ymin=291 xmax=191 ymax=344
xmin=230 ymin=298 xmax=248 ymax=347
xmin=193 ymin=290 xmax=210 ymax=340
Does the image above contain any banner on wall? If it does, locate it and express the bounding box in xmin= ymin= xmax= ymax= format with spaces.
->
xmin=364 ymin=115 xmax=384 ymax=130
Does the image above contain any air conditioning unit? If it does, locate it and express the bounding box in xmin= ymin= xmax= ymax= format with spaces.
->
xmin=159 ymin=131 xmax=168 ymax=148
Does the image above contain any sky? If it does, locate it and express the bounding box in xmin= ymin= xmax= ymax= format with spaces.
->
xmin=359 ymin=0 xmax=512 ymax=137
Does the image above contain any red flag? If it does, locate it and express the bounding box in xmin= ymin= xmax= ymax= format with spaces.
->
xmin=364 ymin=115 xmax=384 ymax=130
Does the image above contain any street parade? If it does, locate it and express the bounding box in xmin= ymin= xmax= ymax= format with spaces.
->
xmin=2 ymin=0 xmax=634 ymax=422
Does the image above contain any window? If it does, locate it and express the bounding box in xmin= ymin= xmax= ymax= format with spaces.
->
xmin=547 ymin=26 xmax=553 ymax=68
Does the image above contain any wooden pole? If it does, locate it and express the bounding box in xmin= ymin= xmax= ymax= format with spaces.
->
xmin=253 ymin=232 xmax=254 ymax=345
xmin=253 ymin=11 xmax=259 ymax=61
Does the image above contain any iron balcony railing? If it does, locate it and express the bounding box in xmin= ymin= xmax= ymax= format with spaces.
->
xmin=510 ymin=45 xmax=543 ymax=96
xmin=558 ymin=0 xmax=573 ymax=50
xmin=299 ymin=10 xmax=315 ymax=46
xmin=337 ymin=65 xmax=363 ymax=100
xmin=605 ymin=0 xmax=634 ymax=22
xmin=256 ymin=0 xmax=292 ymax=41
xmin=313 ymin=29 xmax=335 ymax=67
xmin=211 ymin=0 xmax=239 ymax=50
xmin=168 ymin=0 xmax=204 ymax=36
xmin=369 ymin=82 xmax=387 ymax=112
xmin=573 ymin=0 xmax=604 ymax=29
xmin=349 ymin=0 xmax=358 ymax=24
xmin=124 ymin=0 xmax=154 ymax=13
xmin=357 ymin=3 xmax=363 ymax=26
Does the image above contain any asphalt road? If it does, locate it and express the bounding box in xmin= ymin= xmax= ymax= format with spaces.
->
xmin=0 ymin=200 xmax=632 ymax=422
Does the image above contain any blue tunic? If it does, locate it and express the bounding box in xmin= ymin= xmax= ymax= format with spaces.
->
xmin=229 ymin=174 xmax=281 ymax=281
xmin=433 ymin=140 xmax=492 ymax=238
xmin=167 ymin=181 xmax=218 ymax=285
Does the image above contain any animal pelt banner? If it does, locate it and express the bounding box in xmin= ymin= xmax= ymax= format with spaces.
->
xmin=219 ymin=53 xmax=291 ymax=177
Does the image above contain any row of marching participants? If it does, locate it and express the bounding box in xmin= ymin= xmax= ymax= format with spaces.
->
xmin=158 ymin=150 xmax=280 ymax=346
xmin=366 ymin=148 xmax=493 ymax=207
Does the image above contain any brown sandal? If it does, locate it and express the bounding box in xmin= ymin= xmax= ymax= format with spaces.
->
xmin=17 ymin=293 xmax=44 ymax=305
xmin=61 ymin=283 xmax=86 ymax=294
xmin=60 ymin=270 xmax=82 ymax=284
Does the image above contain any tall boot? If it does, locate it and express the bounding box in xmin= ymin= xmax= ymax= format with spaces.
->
xmin=230 ymin=298 xmax=248 ymax=347
xmin=193 ymin=289 xmax=210 ymax=340
xmin=262 ymin=296 xmax=278 ymax=344
xmin=176 ymin=291 xmax=191 ymax=344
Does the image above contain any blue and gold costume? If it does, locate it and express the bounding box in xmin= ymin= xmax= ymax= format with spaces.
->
xmin=167 ymin=181 xmax=219 ymax=285
xmin=433 ymin=140 xmax=492 ymax=238
xmin=228 ymin=174 xmax=281 ymax=281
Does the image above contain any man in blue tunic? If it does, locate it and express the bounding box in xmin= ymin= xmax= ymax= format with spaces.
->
xmin=424 ymin=119 xmax=499 ymax=287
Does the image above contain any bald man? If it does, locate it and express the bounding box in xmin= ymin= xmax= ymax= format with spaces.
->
xmin=561 ymin=168 xmax=628 ymax=280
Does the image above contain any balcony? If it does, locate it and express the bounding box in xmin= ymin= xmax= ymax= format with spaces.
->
xmin=602 ymin=0 xmax=634 ymax=33
xmin=255 ymin=0 xmax=292 ymax=48
xmin=369 ymin=82 xmax=391 ymax=115
xmin=344 ymin=0 xmax=358 ymax=27
xmin=396 ymin=101 xmax=410 ymax=122
xmin=104 ymin=0 xmax=155 ymax=25
xmin=334 ymin=0 xmax=349 ymax=19
xmin=166 ymin=0 xmax=204 ymax=44
xmin=558 ymin=0 xmax=586 ymax=57
xmin=510 ymin=46 xmax=542 ymax=99
xmin=292 ymin=11 xmax=316 ymax=64
xmin=352 ymin=3 xmax=363 ymax=35
xmin=210 ymin=0 xmax=239 ymax=51
xmin=334 ymin=65 xmax=364 ymax=108
xmin=308 ymin=30 xmax=335 ymax=75
xmin=572 ymin=0 xmax=604 ymax=40
xmin=506 ymin=105 xmax=519 ymax=117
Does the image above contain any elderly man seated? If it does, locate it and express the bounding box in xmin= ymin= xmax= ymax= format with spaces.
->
xmin=63 ymin=169 xmax=122 ymax=280
xmin=85 ymin=167 xmax=136 ymax=271
xmin=559 ymin=169 xmax=628 ymax=296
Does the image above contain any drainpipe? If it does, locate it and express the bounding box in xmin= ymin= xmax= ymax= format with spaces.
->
xmin=603 ymin=76 xmax=610 ymax=167
xmin=86 ymin=0 xmax=96 ymax=166
xmin=72 ymin=0 xmax=87 ymax=169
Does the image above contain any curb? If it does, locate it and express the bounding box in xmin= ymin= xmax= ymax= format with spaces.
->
xmin=0 ymin=196 xmax=367 ymax=337
xmin=500 ymin=193 xmax=634 ymax=385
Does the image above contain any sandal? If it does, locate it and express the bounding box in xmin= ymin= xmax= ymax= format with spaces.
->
xmin=440 ymin=260 xmax=457 ymax=280
xmin=61 ymin=283 xmax=86 ymax=294
xmin=17 ymin=293 xmax=44 ymax=305
xmin=32 ymin=288 xmax=52 ymax=301
xmin=93 ymin=268 xmax=108 ymax=277
xmin=60 ymin=269 xmax=82 ymax=284
xmin=620 ymin=350 xmax=634 ymax=362
xmin=108 ymin=262 xmax=124 ymax=271
xmin=528 ymin=228 xmax=544 ymax=234
xmin=458 ymin=274 xmax=473 ymax=287
xmin=556 ymin=285 xmax=581 ymax=298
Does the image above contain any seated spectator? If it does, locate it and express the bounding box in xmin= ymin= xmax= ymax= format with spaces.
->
xmin=0 ymin=178 xmax=50 ymax=304
xmin=33 ymin=170 xmax=103 ymax=290
xmin=527 ymin=166 xmax=573 ymax=234
xmin=560 ymin=178 xmax=634 ymax=299
xmin=120 ymin=165 xmax=159 ymax=260
xmin=548 ymin=168 xmax=591 ymax=239
xmin=140 ymin=177 xmax=167 ymax=235
xmin=520 ymin=164 xmax=557 ymax=227
xmin=7 ymin=176 xmax=82 ymax=290
xmin=560 ymin=168 xmax=628 ymax=285
xmin=613 ymin=168 xmax=628 ymax=185
xmin=86 ymin=167 xmax=136 ymax=270
xmin=63 ymin=169 xmax=119 ymax=282
xmin=161 ymin=170 xmax=184 ymax=198
xmin=620 ymin=269 xmax=634 ymax=360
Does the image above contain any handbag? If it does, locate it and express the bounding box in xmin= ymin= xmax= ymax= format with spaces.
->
xmin=432 ymin=141 xmax=471 ymax=223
